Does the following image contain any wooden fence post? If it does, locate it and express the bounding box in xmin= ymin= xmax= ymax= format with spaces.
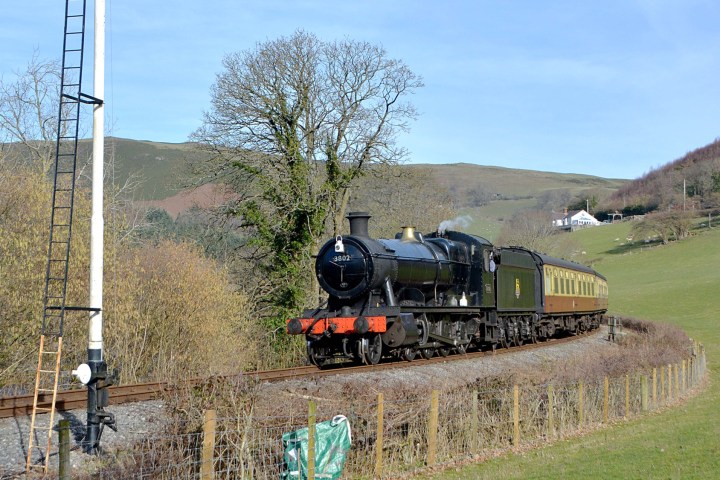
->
xmin=547 ymin=384 xmax=554 ymax=437
xmin=471 ymin=390 xmax=479 ymax=449
xmin=660 ymin=365 xmax=665 ymax=402
xmin=641 ymin=375 xmax=648 ymax=412
xmin=625 ymin=374 xmax=630 ymax=419
xmin=652 ymin=367 xmax=657 ymax=408
xmin=375 ymin=393 xmax=384 ymax=479
xmin=682 ymin=360 xmax=686 ymax=392
xmin=513 ymin=385 xmax=520 ymax=448
xmin=674 ymin=363 xmax=679 ymax=397
xmin=308 ymin=400 xmax=316 ymax=480
xmin=603 ymin=376 xmax=609 ymax=423
xmin=427 ymin=390 xmax=439 ymax=466
xmin=58 ymin=419 xmax=70 ymax=480
xmin=667 ymin=364 xmax=672 ymax=401
xmin=201 ymin=409 xmax=216 ymax=480
xmin=578 ymin=381 xmax=584 ymax=427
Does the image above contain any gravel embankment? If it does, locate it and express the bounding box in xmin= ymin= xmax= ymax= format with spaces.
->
xmin=262 ymin=329 xmax=614 ymax=407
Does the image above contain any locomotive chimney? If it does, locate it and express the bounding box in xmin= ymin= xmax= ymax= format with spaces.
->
xmin=401 ymin=226 xmax=418 ymax=242
xmin=347 ymin=211 xmax=370 ymax=237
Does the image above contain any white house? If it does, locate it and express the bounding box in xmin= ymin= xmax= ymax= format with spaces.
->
xmin=552 ymin=209 xmax=601 ymax=228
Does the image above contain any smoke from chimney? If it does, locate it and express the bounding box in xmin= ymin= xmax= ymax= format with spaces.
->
xmin=437 ymin=215 xmax=472 ymax=234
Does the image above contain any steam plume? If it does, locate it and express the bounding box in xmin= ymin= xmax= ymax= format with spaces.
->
xmin=438 ymin=215 xmax=472 ymax=234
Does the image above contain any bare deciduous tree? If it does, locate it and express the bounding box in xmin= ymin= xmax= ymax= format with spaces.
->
xmin=632 ymin=210 xmax=693 ymax=245
xmin=0 ymin=54 xmax=62 ymax=172
xmin=536 ymin=189 xmax=572 ymax=211
xmin=348 ymin=165 xmax=456 ymax=238
xmin=496 ymin=209 xmax=572 ymax=255
xmin=191 ymin=30 xmax=423 ymax=329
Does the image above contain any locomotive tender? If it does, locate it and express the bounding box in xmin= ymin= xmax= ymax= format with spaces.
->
xmin=287 ymin=212 xmax=608 ymax=366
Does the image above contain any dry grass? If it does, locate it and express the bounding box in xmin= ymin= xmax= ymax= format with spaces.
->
xmin=512 ymin=318 xmax=691 ymax=387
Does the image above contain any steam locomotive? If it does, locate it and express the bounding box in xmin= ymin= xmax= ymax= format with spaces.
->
xmin=287 ymin=212 xmax=608 ymax=366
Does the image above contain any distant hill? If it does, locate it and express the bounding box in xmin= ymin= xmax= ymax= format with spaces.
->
xmin=3 ymin=137 xmax=630 ymax=224
xmin=81 ymin=137 xmax=205 ymax=201
xmin=91 ymin=139 xmax=630 ymax=227
xmin=410 ymin=163 xmax=626 ymax=201
xmin=410 ymin=163 xmax=629 ymax=240
xmin=605 ymin=138 xmax=720 ymax=214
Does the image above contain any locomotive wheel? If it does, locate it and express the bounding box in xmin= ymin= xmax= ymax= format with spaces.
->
xmin=456 ymin=343 xmax=468 ymax=355
xmin=364 ymin=334 xmax=383 ymax=365
xmin=401 ymin=348 xmax=417 ymax=362
xmin=307 ymin=343 xmax=327 ymax=367
xmin=420 ymin=348 xmax=434 ymax=359
xmin=438 ymin=348 xmax=450 ymax=357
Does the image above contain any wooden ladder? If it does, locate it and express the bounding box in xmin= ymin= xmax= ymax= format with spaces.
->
xmin=25 ymin=336 xmax=63 ymax=473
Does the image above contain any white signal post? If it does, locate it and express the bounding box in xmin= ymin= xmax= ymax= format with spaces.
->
xmin=85 ymin=0 xmax=114 ymax=453
xmin=90 ymin=0 xmax=105 ymax=356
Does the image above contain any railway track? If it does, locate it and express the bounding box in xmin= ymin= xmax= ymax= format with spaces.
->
xmin=0 ymin=329 xmax=599 ymax=419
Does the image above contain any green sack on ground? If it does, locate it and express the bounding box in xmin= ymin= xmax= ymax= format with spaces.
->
xmin=280 ymin=414 xmax=352 ymax=479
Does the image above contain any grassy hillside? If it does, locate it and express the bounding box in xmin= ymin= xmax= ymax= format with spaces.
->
xmin=80 ymin=137 xmax=203 ymax=200
xmin=426 ymin=220 xmax=720 ymax=479
xmin=460 ymin=199 xmax=536 ymax=241
xmin=413 ymin=163 xmax=626 ymax=200
xmin=413 ymin=163 xmax=627 ymax=242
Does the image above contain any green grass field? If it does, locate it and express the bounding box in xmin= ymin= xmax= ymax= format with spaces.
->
xmin=424 ymin=220 xmax=720 ymax=479
xmin=460 ymin=199 xmax=537 ymax=242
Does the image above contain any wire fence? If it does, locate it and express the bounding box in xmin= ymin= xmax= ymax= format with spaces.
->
xmin=54 ymin=344 xmax=706 ymax=479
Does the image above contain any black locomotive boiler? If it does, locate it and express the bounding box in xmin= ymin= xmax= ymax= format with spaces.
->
xmin=287 ymin=212 xmax=608 ymax=366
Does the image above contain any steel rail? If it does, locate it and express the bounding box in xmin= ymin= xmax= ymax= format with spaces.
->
xmin=1 ymin=329 xmax=599 ymax=419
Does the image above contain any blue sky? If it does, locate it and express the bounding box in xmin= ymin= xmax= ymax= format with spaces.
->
xmin=1 ymin=0 xmax=719 ymax=179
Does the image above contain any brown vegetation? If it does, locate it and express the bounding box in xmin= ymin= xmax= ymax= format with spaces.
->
xmin=0 ymin=165 xmax=260 ymax=389
xmin=604 ymin=138 xmax=720 ymax=215
xmin=518 ymin=318 xmax=691 ymax=386
xmin=104 ymin=241 xmax=257 ymax=383
xmin=348 ymin=165 xmax=456 ymax=238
